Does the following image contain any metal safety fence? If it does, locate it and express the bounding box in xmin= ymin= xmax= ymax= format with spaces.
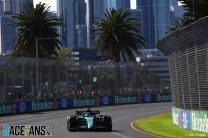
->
xmin=169 ymin=42 xmax=208 ymax=111
xmin=157 ymin=16 xmax=208 ymax=111
xmin=0 ymin=56 xmax=169 ymax=104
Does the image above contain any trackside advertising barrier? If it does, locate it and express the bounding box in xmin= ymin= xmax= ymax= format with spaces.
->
xmin=0 ymin=103 xmax=12 ymax=116
xmin=114 ymin=95 xmax=140 ymax=104
xmin=31 ymin=100 xmax=54 ymax=112
xmin=0 ymin=93 xmax=171 ymax=116
xmin=172 ymin=107 xmax=208 ymax=133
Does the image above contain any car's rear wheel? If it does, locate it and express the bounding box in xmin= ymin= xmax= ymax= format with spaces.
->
xmin=104 ymin=116 xmax=112 ymax=132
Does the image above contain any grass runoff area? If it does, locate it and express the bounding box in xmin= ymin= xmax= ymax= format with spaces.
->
xmin=137 ymin=113 xmax=208 ymax=138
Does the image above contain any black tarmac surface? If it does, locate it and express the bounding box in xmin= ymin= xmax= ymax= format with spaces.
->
xmin=0 ymin=102 xmax=171 ymax=138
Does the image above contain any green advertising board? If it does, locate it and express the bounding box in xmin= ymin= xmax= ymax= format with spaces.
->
xmin=31 ymin=100 xmax=54 ymax=111
xmin=114 ymin=95 xmax=137 ymax=104
xmin=73 ymin=97 xmax=96 ymax=107
xmin=172 ymin=107 xmax=180 ymax=126
xmin=0 ymin=103 xmax=12 ymax=115
xmin=191 ymin=110 xmax=208 ymax=133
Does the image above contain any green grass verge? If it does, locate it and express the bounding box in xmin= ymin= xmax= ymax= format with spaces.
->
xmin=137 ymin=112 xmax=208 ymax=138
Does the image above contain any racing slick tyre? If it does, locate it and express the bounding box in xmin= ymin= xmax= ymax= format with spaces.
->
xmin=104 ymin=116 xmax=112 ymax=132
xmin=67 ymin=116 xmax=76 ymax=132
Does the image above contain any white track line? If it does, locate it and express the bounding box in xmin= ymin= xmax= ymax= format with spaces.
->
xmin=112 ymin=132 xmax=130 ymax=138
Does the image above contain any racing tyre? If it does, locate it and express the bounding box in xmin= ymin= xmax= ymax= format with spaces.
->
xmin=67 ymin=116 xmax=76 ymax=132
xmin=104 ymin=116 xmax=112 ymax=132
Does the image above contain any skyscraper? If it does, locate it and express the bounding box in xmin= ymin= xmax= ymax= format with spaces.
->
xmin=76 ymin=25 xmax=87 ymax=48
xmin=3 ymin=0 xmax=33 ymax=14
xmin=105 ymin=0 xmax=130 ymax=11
xmin=129 ymin=9 xmax=143 ymax=35
xmin=94 ymin=0 xmax=105 ymax=18
xmin=137 ymin=0 xmax=171 ymax=49
xmin=75 ymin=0 xmax=86 ymax=25
xmin=0 ymin=15 xmax=16 ymax=54
xmin=57 ymin=0 xmax=75 ymax=48
xmin=117 ymin=0 xmax=130 ymax=10
xmin=0 ymin=0 xmax=3 ymax=15
xmin=86 ymin=0 xmax=95 ymax=47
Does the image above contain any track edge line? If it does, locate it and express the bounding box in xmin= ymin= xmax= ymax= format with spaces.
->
xmin=130 ymin=112 xmax=170 ymax=138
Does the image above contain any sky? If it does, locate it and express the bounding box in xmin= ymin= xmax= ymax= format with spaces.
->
xmin=33 ymin=0 xmax=137 ymax=11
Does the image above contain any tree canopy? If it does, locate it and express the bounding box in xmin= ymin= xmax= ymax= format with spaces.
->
xmin=93 ymin=8 xmax=144 ymax=62
xmin=12 ymin=3 xmax=63 ymax=58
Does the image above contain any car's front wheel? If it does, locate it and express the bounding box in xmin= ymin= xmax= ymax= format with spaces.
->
xmin=67 ymin=116 xmax=76 ymax=132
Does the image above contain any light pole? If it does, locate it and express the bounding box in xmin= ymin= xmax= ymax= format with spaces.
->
xmin=35 ymin=37 xmax=56 ymax=99
xmin=193 ymin=0 xmax=196 ymax=21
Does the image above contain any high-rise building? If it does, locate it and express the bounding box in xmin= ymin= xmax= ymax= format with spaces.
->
xmin=3 ymin=0 xmax=33 ymax=14
xmin=137 ymin=0 xmax=171 ymax=49
xmin=105 ymin=0 xmax=130 ymax=11
xmin=129 ymin=9 xmax=143 ymax=35
xmin=0 ymin=0 xmax=3 ymax=15
xmin=57 ymin=0 xmax=86 ymax=48
xmin=0 ymin=15 xmax=16 ymax=54
xmin=94 ymin=0 xmax=105 ymax=18
xmin=117 ymin=0 xmax=130 ymax=10
xmin=75 ymin=0 xmax=86 ymax=25
xmin=76 ymin=25 xmax=87 ymax=48
xmin=57 ymin=0 xmax=75 ymax=48
xmin=86 ymin=0 xmax=95 ymax=47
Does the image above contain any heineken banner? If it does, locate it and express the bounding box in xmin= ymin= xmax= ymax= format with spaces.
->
xmin=31 ymin=100 xmax=54 ymax=111
xmin=191 ymin=111 xmax=208 ymax=133
xmin=114 ymin=95 xmax=138 ymax=104
xmin=0 ymin=103 xmax=12 ymax=116
xmin=157 ymin=94 xmax=172 ymax=102
xmin=172 ymin=107 xmax=208 ymax=133
xmin=73 ymin=97 xmax=96 ymax=107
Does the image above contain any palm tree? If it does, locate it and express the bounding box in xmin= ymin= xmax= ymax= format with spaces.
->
xmin=93 ymin=8 xmax=145 ymax=92
xmin=167 ymin=0 xmax=208 ymax=34
xmin=12 ymin=3 xmax=63 ymax=58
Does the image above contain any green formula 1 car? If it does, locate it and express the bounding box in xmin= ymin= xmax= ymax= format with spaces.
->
xmin=67 ymin=109 xmax=112 ymax=132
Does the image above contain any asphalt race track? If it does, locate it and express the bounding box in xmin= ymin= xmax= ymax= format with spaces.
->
xmin=0 ymin=102 xmax=171 ymax=138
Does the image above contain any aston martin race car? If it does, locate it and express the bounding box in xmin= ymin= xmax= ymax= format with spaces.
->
xmin=67 ymin=109 xmax=112 ymax=131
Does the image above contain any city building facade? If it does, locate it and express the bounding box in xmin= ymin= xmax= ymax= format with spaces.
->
xmin=105 ymin=0 xmax=130 ymax=11
xmin=57 ymin=0 xmax=87 ymax=48
xmin=0 ymin=0 xmax=3 ymax=15
xmin=140 ymin=49 xmax=170 ymax=87
xmin=129 ymin=9 xmax=143 ymax=35
xmin=3 ymin=0 xmax=33 ymax=14
xmin=0 ymin=15 xmax=16 ymax=54
xmin=57 ymin=0 xmax=75 ymax=48
xmin=75 ymin=25 xmax=87 ymax=48
xmin=137 ymin=0 xmax=171 ymax=49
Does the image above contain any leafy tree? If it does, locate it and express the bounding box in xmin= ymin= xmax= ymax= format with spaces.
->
xmin=57 ymin=48 xmax=72 ymax=60
xmin=178 ymin=0 xmax=208 ymax=20
xmin=93 ymin=8 xmax=144 ymax=62
xmin=168 ymin=0 xmax=208 ymax=34
xmin=12 ymin=3 xmax=63 ymax=58
xmin=93 ymin=9 xmax=144 ymax=91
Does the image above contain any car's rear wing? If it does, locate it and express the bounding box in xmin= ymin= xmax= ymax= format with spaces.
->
xmin=75 ymin=110 xmax=100 ymax=115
